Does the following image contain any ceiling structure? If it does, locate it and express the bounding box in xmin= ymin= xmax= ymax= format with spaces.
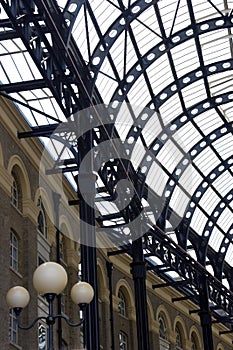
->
xmin=0 ymin=0 xmax=233 ymax=334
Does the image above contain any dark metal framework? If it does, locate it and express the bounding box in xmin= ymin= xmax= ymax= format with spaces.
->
xmin=0 ymin=0 xmax=233 ymax=349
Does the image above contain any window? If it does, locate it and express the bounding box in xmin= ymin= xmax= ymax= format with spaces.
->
xmin=10 ymin=231 xmax=18 ymax=271
xmin=159 ymin=314 xmax=170 ymax=350
xmin=118 ymin=290 xmax=127 ymax=317
xmin=159 ymin=314 xmax=168 ymax=340
xmin=191 ymin=334 xmax=197 ymax=350
xmin=38 ymin=322 xmax=47 ymax=350
xmin=79 ymin=323 xmax=84 ymax=348
xmin=59 ymin=234 xmax=65 ymax=261
xmin=9 ymin=309 xmax=18 ymax=344
xmin=119 ymin=331 xmax=128 ymax=350
xmin=11 ymin=179 xmax=19 ymax=208
xmin=37 ymin=197 xmax=47 ymax=237
xmin=60 ymin=289 xmax=66 ymax=314
xmin=11 ymin=170 xmax=22 ymax=211
xmin=175 ymin=325 xmax=183 ymax=349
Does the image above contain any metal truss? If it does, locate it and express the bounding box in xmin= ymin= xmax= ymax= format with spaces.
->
xmin=0 ymin=1 xmax=233 ymax=348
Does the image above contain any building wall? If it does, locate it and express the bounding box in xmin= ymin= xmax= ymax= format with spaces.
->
xmin=0 ymin=97 xmax=232 ymax=349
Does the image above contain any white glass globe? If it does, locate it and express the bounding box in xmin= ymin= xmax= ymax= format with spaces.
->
xmin=33 ymin=262 xmax=67 ymax=295
xmin=71 ymin=281 xmax=94 ymax=305
xmin=6 ymin=286 xmax=30 ymax=309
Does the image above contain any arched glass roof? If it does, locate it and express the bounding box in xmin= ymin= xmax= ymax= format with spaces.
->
xmin=0 ymin=0 xmax=233 ymax=307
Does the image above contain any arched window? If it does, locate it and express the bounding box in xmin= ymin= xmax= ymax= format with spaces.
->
xmin=191 ymin=334 xmax=197 ymax=350
xmin=10 ymin=231 xmax=18 ymax=271
xmin=159 ymin=314 xmax=168 ymax=340
xmin=175 ymin=325 xmax=183 ymax=349
xmin=119 ymin=331 xmax=128 ymax=350
xmin=118 ymin=290 xmax=127 ymax=317
xmin=159 ymin=313 xmax=170 ymax=350
xmin=11 ymin=171 xmax=22 ymax=211
xmin=37 ymin=198 xmax=47 ymax=238
xmin=11 ymin=178 xmax=19 ymax=207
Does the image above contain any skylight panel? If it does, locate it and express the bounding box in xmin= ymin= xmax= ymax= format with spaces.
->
xmin=169 ymin=186 xmax=190 ymax=216
xmin=135 ymin=6 xmax=162 ymax=44
xmin=156 ymin=139 xmax=183 ymax=173
xmin=108 ymin=33 xmax=137 ymax=78
xmin=159 ymin=94 xmax=183 ymax=125
xmin=1 ymin=39 xmax=22 ymax=53
xmin=72 ymin=7 xmax=99 ymax=60
xmin=0 ymin=43 xmax=8 ymax=54
xmin=193 ymin=0 xmax=223 ymax=21
xmin=171 ymin=39 xmax=199 ymax=78
xmin=96 ymin=69 xmax=118 ymax=103
xmin=193 ymin=110 xmax=223 ymax=135
xmin=23 ymin=52 xmax=42 ymax=79
xmin=212 ymin=133 xmax=233 ymax=159
xmin=1 ymin=56 xmax=22 ymax=82
xmin=130 ymin=15 xmax=159 ymax=56
xmin=190 ymin=207 xmax=208 ymax=234
xmin=167 ymin=0 xmax=191 ymax=34
xmin=173 ymin=121 xmax=202 ymax=151
xmin=179 ymin=164 xmax=203 ymax=194
xmin=198 ymin=188 xmax=221 ymax=214
xmin=193 ymin=147 xmax=220 ymax=176
xmin=213 ymin=170 xmax=233 ymax=196
xmin=225 ymin=243 xmax=233 ymax=265
xmin=158 ymin=0 xmax=190 ymax=36
xmin=181 ymin=79 xmax=207 ymax=109
xmin=140 ymin=113 xmax=163 ymax=145
xmin=13 ymin=53 xmax=35 ymax=81
xmin=200 ymin=29 xmax=232 ymax=65
xmin=145 ymin=55 xmax=173 ymax=98
xmin=209 ymin=71 xmax=233 ymax=96
xmin=217 ymin=207 xmax=233 ymax=232
xmin=208 ymin=227 xmax=224 ymax=251
xmin=127 ymin=74 xmax=152 ymax=108
xmin=90 ymin=1 xmax=120 ymax=30
xmin=146 ymin=161 xmax=169 ymax=196
xmin=130 ymin=140 xmax=146 ymax=169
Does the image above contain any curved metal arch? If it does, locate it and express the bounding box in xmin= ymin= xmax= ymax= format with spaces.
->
xmin=63 ymin=0 xmax=85 ymax=43
xmin=92 ymin=15 xmax=233 ymax=102
xmin=124 ymin=93 xmax=232 ymax=162
xmin=155 ymin=155 xmax=233 ymax=267
xmin=177 ymin=154 xmax=233 ymax=222
xmin=195 ymin=186 xmax=233 ymax=262
xmin=206 ymin=219 xmax=233 ymax=280
xmin=112 ymin=58 xmax=233 ymax=115
xmin=162 ymin=147 xmax=233 ymax=225
xmin=121 ymin=102 xmax=232 ymax=210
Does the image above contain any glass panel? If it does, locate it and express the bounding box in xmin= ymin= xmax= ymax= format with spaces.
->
xmin=38 ymin=323 xmax=47 ymax=350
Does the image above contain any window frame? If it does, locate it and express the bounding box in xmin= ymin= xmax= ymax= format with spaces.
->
xmin=9 ymin=308 xmax=18 ymax=345
xmin=118 ymin=290 xmax=127 ymax=317
xmin=11 ymin=178 xmax=19 ymax=208
xmin=37 ymin=198 xmax=48 ymax=238
xmin=119 ymin=330 xmax=128 ymax=350
xmin=38 ymin=322 xmax=48 ymax=350
xmin=191 ymin=334 xmax=198 ymax=350
xmin=175 ymin=325 xmax=183 ymax=349
xmin=10 ymin=230 xmax=18 ymax=272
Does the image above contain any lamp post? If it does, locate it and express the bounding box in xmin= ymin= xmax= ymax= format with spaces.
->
xmin=6 ymin=262 xmax=94 ymax=350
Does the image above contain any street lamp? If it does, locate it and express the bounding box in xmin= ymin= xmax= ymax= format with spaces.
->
xmin=6 ymin=261 xmax=94 ymax=350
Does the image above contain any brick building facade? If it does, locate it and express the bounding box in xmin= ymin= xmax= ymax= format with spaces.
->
xmin=0 ymin=98 xmax=232 ymax=350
